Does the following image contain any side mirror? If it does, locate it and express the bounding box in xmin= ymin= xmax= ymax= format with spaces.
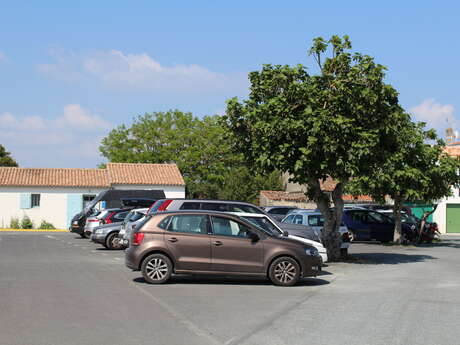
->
xmin=248 ymin=232 xmax=260 ymax=242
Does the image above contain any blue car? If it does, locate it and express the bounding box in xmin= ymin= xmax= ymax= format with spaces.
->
xmin=343 ymin=209 xmax=415 ymax=242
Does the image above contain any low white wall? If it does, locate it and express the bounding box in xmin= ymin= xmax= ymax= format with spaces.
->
xmin=0 ymin=187 xmax=105 ymax=229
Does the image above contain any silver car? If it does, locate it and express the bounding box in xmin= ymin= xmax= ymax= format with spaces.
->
xmin=282 ymin=209 xmax=351 ymax=253
xmin=118 ymin=208 xmax=148 ymax=247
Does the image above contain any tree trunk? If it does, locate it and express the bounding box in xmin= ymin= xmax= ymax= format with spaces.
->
xmin=393 ymin=195 xmax=403 ymax=243
xmin=308 ymin=179 xmax=343 ymax=261
xmin=419 ymin=204 xmax=438 ymax=239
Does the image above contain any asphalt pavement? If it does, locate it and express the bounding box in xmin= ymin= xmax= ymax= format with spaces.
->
xmin=1 ymin=231 xmax=459 ymax=345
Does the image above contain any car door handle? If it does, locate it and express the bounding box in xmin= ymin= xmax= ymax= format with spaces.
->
xmin=168 ymin=237 xmax=178 ymax=243
xmin=213 ymin=241 xmax=223 ymax=246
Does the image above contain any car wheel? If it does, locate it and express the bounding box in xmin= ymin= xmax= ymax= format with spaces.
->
xmin=268 ymin=257 xmax=300 ymax=287
xmin=105 ymin=232 xmax=122 ymax=250
xmin=141 ymin=254 xmax=173 ymax=284
xmin=79 ymin=233 xmax=86 ymax=239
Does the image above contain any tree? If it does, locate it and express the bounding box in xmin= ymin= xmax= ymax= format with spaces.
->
xmin=99 ymin=110 xmax=282 ymax=201
xmin=0 ymin=144 xmax=18 ymax=167
xmin=223 ymin=35 xmax=404 ymax=260
xmin=348 ymin=118 xmax=460 ymax=242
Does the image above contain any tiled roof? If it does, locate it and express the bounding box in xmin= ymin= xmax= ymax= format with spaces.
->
xmin=0 ymin=163 xmax=185 ymax=187
xmin=108 ymin=163 xmax=185 ymax=186
xmin=444 ymin=146 xmax=460 ymax=157
xmin=260 ymin=190 xmax=372 ymax=203
xmin=0 ymin=168 xmax=109 ymax=187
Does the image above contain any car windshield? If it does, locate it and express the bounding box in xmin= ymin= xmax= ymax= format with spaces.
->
xmin=241 ymin=216 xmax=282 ymax=236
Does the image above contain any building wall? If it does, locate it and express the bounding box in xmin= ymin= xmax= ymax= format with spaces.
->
xmin=0 ymin=184 xmax=185 ymax=229
xmin=433 ymin=187 xmax=460 ymax=234
xmin=0 ymin=187 xmax=105 ymax=229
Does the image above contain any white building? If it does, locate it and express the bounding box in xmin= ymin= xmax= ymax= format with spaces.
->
xmin=0 ymin=163 xmax=185 ymax=229
xmin=432 ymin=146 xmax=460 ymax=234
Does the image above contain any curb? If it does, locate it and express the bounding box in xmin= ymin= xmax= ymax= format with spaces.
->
xmin=0 ymin=229 xmax=68 ymax=232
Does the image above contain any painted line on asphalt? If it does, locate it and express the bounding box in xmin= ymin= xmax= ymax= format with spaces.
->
xmin=132 ymin=283 xmax=223 ymax=345
xmin=0 ymin=229 xmax=68 ymax=232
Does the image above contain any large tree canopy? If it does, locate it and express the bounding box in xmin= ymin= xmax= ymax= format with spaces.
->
xmin=223 ymin=35 xmax=405 ymax=260
xmin=99 ymin=110 xmax=282 ymax=202
xmin=348 ymin=119 xmax=460 ymax=241
xmin=0 ymin=145 xmax=18 ymax=167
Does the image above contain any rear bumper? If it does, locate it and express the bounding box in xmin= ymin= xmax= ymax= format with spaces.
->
xmin=125 ymin=246 xmax=139 ymax=270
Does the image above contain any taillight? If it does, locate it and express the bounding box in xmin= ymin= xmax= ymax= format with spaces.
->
xmin=105 ymin=211 xmax=117 ymax=224
xmin=132 ymin=232 xmax=144 ymax=246
xmin=158 ymin=199 xmax=173 ymax=212
xmin=88 ymin=219 xmax=99 ymax=222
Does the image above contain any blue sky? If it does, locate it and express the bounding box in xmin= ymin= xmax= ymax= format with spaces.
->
xmin=1 ymin=1 xmax=459 ymax=168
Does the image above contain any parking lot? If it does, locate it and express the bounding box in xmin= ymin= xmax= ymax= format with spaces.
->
xmin=1 ymin=232 xmax=460 ymax=345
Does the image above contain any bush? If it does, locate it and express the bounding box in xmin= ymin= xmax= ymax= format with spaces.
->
xmin=20 ymin=216 xmax=33 ymax=229
xmin=38 ymin=220 xmax=55 ymax=229
xmin=10 ymin=217 xmax=20 ymax=229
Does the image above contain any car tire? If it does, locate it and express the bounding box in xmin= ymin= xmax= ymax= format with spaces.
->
xmin=268 ymin=257 xmax=300 ymax=287
xmin=141 ymin=254 xmax=173 ymax=284
xmin=105 ymin=232 xmax=121 ymax=250
xmin=79 ymin=233 xmax=86 ymax=239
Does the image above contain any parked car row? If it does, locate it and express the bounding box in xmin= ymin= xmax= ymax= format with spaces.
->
xmin=72 ymin=198 xmax=340 ymax=286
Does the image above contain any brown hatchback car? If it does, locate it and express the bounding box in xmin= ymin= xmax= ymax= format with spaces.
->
xmin=125 ymin=211 xmax=322 ymax=286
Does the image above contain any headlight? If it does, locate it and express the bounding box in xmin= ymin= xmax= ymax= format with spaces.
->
xmin=305 ymin=247 xmax=319 ymax=256
xmin=72 ymin=221 xmax=78 ymax=225
xmin=94 ymin=229 xmax=101 ymax=234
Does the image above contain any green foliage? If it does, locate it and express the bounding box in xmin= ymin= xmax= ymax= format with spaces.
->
xmin=99 ymin=110 xmax=281 ymax=202
xmin=0 ymin=144 xmax=18 ymax=167
xmin=223 ymin=35 xmax=404 ymax=260
xmin=348 ymin=118 xmax=460 ymax=240
xmin=20 ymin=216 xmax=33 ymax=229
xmin=9 ymin=217 xmax=20 ymax=229
xmin=38 ymin=220 xmax=55 ymax=229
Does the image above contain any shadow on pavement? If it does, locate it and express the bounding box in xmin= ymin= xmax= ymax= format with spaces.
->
xmin=417 ymin=239 xmax=460 ymax=249
xmin=346 ymin=252 xmax=437 ymax=265
xmin=133 ymin=275 xmax=331 ymax=287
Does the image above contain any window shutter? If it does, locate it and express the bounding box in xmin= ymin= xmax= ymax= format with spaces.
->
xmin=20 ymin=193 xmax=32 ymax=209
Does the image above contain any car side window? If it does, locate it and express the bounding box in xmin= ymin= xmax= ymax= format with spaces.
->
xmin=293 ymin=215 xmax=303 ymax=225
xmin=283 ymin=215 xmax=295 ymax=223
xmin=230 ymin=204 xmax=264 ymax=214
xmin=180 ymin=202 xmax=201 ymax=210
xmin=167 ymin=215 xmax=208 ymax=234
xmin=158 ymin=216 xmax=171 ymax=230
xmin=114 ymin=211 xmax=129 ymax=221
xmin=200 ymin=202 xmax=229 ymax=212
xmin=211 ymin=216 xmax=252 ymax=238
xmin=308 ymin=215 xmax=318 ymax=226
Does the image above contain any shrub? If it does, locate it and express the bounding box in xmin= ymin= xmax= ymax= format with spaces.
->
xmin=20 ymin=216 xmax=34 ymax=229
xmin=38 ymin=220 xmax=55 ymax=229
xmin=10 ymin=217 xmax=20 ymax=229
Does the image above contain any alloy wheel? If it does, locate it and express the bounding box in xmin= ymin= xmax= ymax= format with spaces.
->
xmin=145 ymin=258 xmax=169 ymax=281
xmin=274 ymin=261 xmax=297 ymax=284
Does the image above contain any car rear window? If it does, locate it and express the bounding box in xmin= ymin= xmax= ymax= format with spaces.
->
xmin=267 ymin=208 xmax=293 ymax=215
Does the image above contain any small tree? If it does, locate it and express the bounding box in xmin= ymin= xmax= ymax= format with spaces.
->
xmin=224 ymin=35 xmax=404 ymax=260
xmin=0 ymin=144 xmax=18 ymax=167
xmin=348 ymin=119 xmax=460 ymax=242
